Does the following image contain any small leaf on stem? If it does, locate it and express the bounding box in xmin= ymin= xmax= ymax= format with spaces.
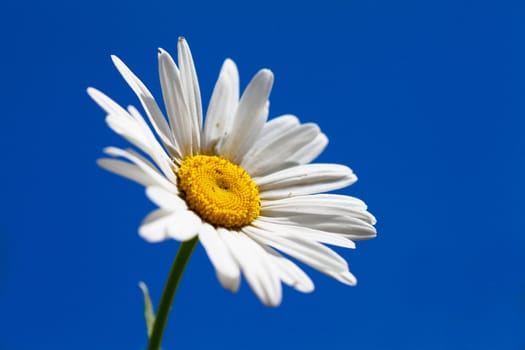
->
xmin=139 ymin=281 xmax=156 ymax=338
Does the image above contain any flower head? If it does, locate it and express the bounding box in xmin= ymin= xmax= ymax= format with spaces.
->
xmin=89 ymin=37 xmax=376 ymax=306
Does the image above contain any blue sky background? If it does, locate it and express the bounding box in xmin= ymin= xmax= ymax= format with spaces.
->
xmin=1 ymin=0 xmax=524 ymax=349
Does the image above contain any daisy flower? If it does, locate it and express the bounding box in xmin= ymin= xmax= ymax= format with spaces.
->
xmin=88 ymin=37 xmax=376 ymax=307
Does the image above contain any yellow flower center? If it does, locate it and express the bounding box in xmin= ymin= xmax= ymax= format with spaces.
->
xmin=176 ymin=155 xmax=260 ymax=229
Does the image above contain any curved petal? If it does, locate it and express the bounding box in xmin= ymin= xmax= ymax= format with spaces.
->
xmin=326 ymin=270 xmax=357 ymax=286
xmin=97 ymin=158 xmax=161 ymax=188
xmin=248 ymin=114 xmax=299 ymax=152
xmin=256 ymin=164 xmax=357 ymax=200
xmin=291 ymin=133 xmax=328 ymax=165
xmin=88 ymin=86 xmax=129 ymax=116
xmin=259 ymin=214 xmax=376 ymax=241
xmin=178 ymin=37 xmax=203 ymax=148
xmin=243 ymin=225 xmax=349 ymax=273
xmin=198 ymin=224 xmax=241 ymax=292
xmin=165 ymin=210 xmax=202 ymax=241
xmin=139 ymin=209 xmax=173 ymax=242
xmin=158 ymin=49 xmax=195 ymax=157
xmin=240 ymin=115 xmax=328 ymax=175
xmin=126 ymin=106 xmax=178 ymax=182
xmin=107 ymin=110 xmax=175 ymax=180
xmin=100 ymin=147 xmax=177 ymax=192
xmin=261 ymin=194 xmax=376 ymax=225
xmin=139 ymin=208 xmax=201 ymax=242
xmin=110 ymin=55 xmax=179 ymax=157
xmin=260 ymin=245 xmax=314 ymax=293
xmin=291 ymin=215 xmax=377 ymax=241
xmin=105 ymin=112 xmax=174 ymax=179
xmin=88 ymin=88 xmax=177 ymax=178
xmin=241 ymin=123 xmax=323 ymax=177
xmin=218 ymin=69 xmax=274 ymax=163
xmin=145 ymin=187 xmax=185 ymax=210
xmin=203 ymin=59 xmax=239 ymax=154
xmin=254 ymin=217 xmax=356 ymax=248
xmin=245 ymin=225 xmax=359 ymax=287
xmin=219 ymin=230 xmax=282 ymax=307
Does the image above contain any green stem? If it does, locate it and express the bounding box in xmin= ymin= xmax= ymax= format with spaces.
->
xmin=147 ymin=237 xmax=199 ymax=350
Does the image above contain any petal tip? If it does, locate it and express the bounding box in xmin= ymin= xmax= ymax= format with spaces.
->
xmin=223 ymin=58 xmax=238 ymax=71
xmin=111 ymin=55 xmax=127 ymax=71
xmin=218 ymin=273 xmax=241 ymax=293
xmin=138 ymin=227 xmax=166 ymax=243
xmin=263 ymin=296 xmax=282 ymax=308
xmin=343 ymin=272 xmax=358 ymax=286
xmin=86 ymin=86 xmax=104 ymax=100
xmin=258 ymin=68 xmax=274 ymax=82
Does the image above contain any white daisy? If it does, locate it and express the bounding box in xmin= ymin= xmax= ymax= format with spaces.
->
xmin=89 ymin=37 xmax=376 ymax=307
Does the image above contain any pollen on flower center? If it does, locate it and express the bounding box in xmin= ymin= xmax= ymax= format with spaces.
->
xmin=176 ymin=155 xmax=260 ymax=229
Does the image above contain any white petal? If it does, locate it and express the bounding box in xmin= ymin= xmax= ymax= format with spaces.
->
xmin=139 ymin=209 xmax=173 ymax=242
xmin=101 ymin=105 xmax=176 ymax=182
xmin=241 ymin=115 xmax=327 ymax=173
xmin=254 ymin=217 xmax=356 ymax=248
xmin=158 ymin=48 xmax=195 ymax=157
xmin=291 ymin=133 xmax=328 ymax=165
xmin=165 ymin=210 xmax=202 ymax=241
xmin=262 ymin=193 xmax=368 ymax=211
xmin=267 ymin=214 xmax=376 ymax=241
xmin=325 ymin=270 xmax=357 ymax=286
xmin=240 ymin=114 xmax=328 ymax=176
xmin=245 ymin=226 xmax=361 ymax=288
xmin=97 ymin=158 xmax=160 ymax=188
xmin=102 ymin=147 xmax=177 ymax=192
xmin=178 ymin=37 xmax=202 ymax=153
xmin=110 ymin=56 xmax=180 ymax=157
xmin=203 ymin=59 xmax=239 ymax=153
xmin=105 ymin=112 xmax=172 ymax=178
xmin=218 ymin=69 xmax=274 ymax=163
xmin=139 ymin=208 xmax=201 ymax=242
xmin=219 ymin=230 xmax=282 ymax=307
xmin=198 ymin=224 xmax=240 ymax=292
xmin=262 ymin=194 xmax=376 ymax=225
xmin=126 ymin=106 xmax=179 ymax=181
xmin=261 ymin=245 xmax=314 ymax=293
xmin=89 ymin=87 xmax=173 ymax=173
xmin=241 ymin=123 xmax=323 ymax=177
xmin=88 ymin=87 xmax=129 ymax=116
xmin=256 ymin=164 xmax=357 ymax=200
xmin=248 ymin=114 xmax=299 ymax=152
xmin=145 ymin=187 xmax=185 ymax=210
xmin=259 ymin=212 xmax=376 ymax=241
xmin=243 ymin=225 xmax=349 ymax=273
